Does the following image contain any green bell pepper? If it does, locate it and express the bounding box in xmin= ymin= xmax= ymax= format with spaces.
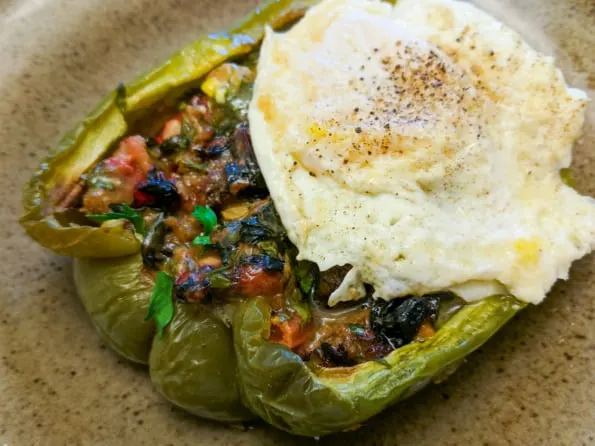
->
xmin=234 ymin=295 xmax=522 ymax=436
xmin=74 ymin=253 xmax=155 ymax=364
xmin=21 ymin=0 xmax=529 ymax=436
xmin=77 ymin=251 xmax=253 ymax=420
xmin=149 ymin=302 xmax=253 ymax=422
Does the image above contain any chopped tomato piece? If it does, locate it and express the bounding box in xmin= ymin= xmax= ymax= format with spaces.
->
xmin=235 ymin=264 xmax=284 ymax=297
xmin=82 ymin=136 xmax=152 ymax=214
xmin=115 ymin=135 xmax=152 ymax=177
xmin=133 ymin=189 xmax=154 ymax=207
xmin=270 ymin=314 xmax=313 ymax=350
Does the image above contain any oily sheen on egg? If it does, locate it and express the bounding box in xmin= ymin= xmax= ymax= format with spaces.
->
xmin=248 ymin=0 xmax=595 ymax=305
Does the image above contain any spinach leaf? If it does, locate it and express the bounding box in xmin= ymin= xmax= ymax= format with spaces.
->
xmin=145 ymin=271 xmax=174 ymax=337
xmin=257 ymin=240 xmax=280 ymax=257
xmin=159 ymin=135 xmax=191 ymax=155
xmin=207 ymin=269 xmax=232 ymax=289
xmin=239 ymin=254 xmax=285 ymax=272
xmin=294 ymin=260 xmax=319 ymax=299
xmin=87 ymin=203 xmax=145 ymax=235
xmin=182 ymin=159 xmax=208 ymax=172
xmin=199 ymin=137 xmax=232 ymax=157
xmin=228 ymin=126 xmax=265 ymax=190
xmin=370 ymin=298 xmax=428 ymax=348
xmin=239 ymin=202 xmax=285 ymax=243
xmin=136 ymin=168 xmax=180 ymax=210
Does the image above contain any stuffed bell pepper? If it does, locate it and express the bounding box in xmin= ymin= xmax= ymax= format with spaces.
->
xmin=21 ymin=0 xmax=595 ymax=437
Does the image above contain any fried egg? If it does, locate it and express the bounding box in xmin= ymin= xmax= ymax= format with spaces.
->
xmin=248 ymin=0 xmax=594 ymax=305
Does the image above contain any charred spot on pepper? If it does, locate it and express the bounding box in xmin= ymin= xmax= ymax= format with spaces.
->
xmin=174 ymin=268 xmax=213 ymax=303
xmin=319 ymin=343 xmax=358 ymax=367
xmin=135 ymin=167 xmax=180 ymax=210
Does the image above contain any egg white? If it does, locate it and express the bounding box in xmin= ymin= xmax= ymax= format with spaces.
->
xmin=248 ymin=0 xmax=594 ymax=305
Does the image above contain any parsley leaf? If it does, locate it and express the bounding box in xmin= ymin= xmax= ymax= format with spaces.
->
xmin=87 ymin=203 xmax=145 ymax=235
xmin=145 ymin=271 xmax=174 ymax=337
xmin=192 ymin=235 xmax=212 ymax=245
xmin=192 ymin=205 xmax=217 ymax=233
xmin=192 ymin=205 xmax=218 ymax=246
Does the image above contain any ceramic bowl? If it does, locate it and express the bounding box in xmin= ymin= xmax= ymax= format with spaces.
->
xmin=0 ymin=0 xmax=593 ymax=444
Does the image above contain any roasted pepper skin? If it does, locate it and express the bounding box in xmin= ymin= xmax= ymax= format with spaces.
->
xmin=74 ymin=253 xmax=155 ymax=364
xmin=149 ymin=302 xmax=253 ymax=422
xmin=233 ymin=295 xmax=522 ymax=437
xmin=20 ymin=0 xmax=320 ymax=259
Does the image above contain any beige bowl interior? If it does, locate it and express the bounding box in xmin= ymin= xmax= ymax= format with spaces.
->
xmin=0 ymin=0 xmax=593 ymax=444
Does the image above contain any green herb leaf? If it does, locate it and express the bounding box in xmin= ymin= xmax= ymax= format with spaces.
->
xmin=294 ymin=260 xmax=319 ymax=299
xmin=181 ymin=117 xmax=196 ymax=140
xmin=292 ymin=302 xmax=311 ymax=325
xmin=239 ymin=201 xmax=286 ymax=243
xmin=145 ymin=271 xmax=174 ymax=337
xmin=192 ymin=205 xmax=218 ymax=234
xmin=208 ymin=270 xmax=232 ymax=289
xmin=159 ymin=135 xmax=191 ymax=155
xmin=193 ymin=235 xmax=212 ymax=245
xmin=182 ymin=159 xmax=208 ymax=172
xmin=87 ymin=203 xmax=145 ymax=235
xmin=348 ymin=324 xmax=366 ymax=337
xmin=257 ymin=240 xmax=280 ymax=257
